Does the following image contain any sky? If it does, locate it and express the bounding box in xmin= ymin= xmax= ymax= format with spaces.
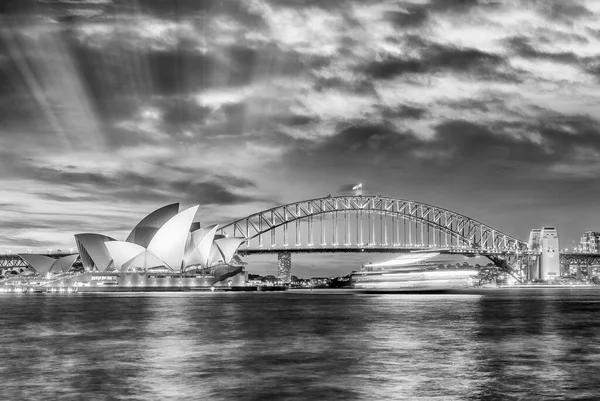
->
xmin=1 ymin=0 xmax=600 ymax=276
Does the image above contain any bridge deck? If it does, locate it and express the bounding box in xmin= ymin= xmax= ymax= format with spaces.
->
xmin=238 ymin=247 xmax=539 ymax=255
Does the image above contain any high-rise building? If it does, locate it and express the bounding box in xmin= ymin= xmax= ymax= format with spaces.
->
xmin=528 ymin=229 xmax=542 ymax=251
xmin=277 ymin=252 xmax=292 ymax=283
xmin=527 ymin=227 xmax=560 ymax=281
xmin=579 ymin=231 xmax=600 ymax=253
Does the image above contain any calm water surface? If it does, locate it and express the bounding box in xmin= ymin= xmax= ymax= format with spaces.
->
xmin=1 ymin=289 xmax=600 ymax=400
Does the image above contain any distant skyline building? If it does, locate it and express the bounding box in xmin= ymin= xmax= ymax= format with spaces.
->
xmin=277 ymin=252 xmax=292 ymax=283
xmin=528 ymin=227 xmax=560 ymax=281
xmin=579 ymin=231 xmax=600 ymax=253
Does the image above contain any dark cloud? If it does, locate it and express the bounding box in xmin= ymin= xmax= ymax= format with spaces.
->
xmin=312 ymin=76 xmax=375 ymax=94
xmin=381 ymin=104 xmax=427 ymax=120
xmin=305 ymin=124 xmax=422 ymax=163
xmin=67 ymin=29 xmax=305 ymax=98
xmin=171 ymin=180 xmax=262 ymax=205
xmin=385 ymin=8 xmax=429 ymax=28
xmin=439 ymin=98 xmax=508 ymax=113
xmin=161 ymin=98 xmax=212 ymax=128
xmin=287 ymin=114 xmax=600 ymax=188
xmin=131 ymin=0 xmax=267 ymax=28
xmin=541 ymin=1 xmax=591 ymax=21
xmin=0 ymin=0 xmax=40 ymax=15
xmin=362 ymin=43 xmax=516 ymax=82
xmin=430 ymin=0 xmax=501 ymax=13
xmin=37 ymin=193 xmax=102 ymax=203
xmin=146 ymin=50 xmax=219 ymax=96
xmin=215 ymin=174 xmax=256 ymax=189
xmin=587 ymin=62 xmax=600 ymax=80
xmin=1 ymin=216 xmax=105 ymax=232
xmin=35 ymin=168 xmax=116 ymax=187
xmin=269 ymin=0 xmax=353 ymax=10
xmin=363 ymin=58 xmax=424 ymax=79
xmin=29 ymin=166 xmax=268 ymax=206
xmin=0 ymin=234 xmax=47 ymax=248
xmin=507 ymin=36 xmax=580 ymax=64
xmin=276 ymin=114 xmax=319 ymax=127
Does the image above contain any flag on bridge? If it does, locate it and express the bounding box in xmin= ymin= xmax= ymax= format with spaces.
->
xmin=352 ymin=183 xmax=363 ymax=195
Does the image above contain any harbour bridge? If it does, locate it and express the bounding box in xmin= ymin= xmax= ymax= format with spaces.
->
xmin=217 ymin=195 xmax=541 ymax=280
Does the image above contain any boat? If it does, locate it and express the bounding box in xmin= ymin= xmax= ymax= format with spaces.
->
xmin=350 ymin=252 xmax=481 ymax=293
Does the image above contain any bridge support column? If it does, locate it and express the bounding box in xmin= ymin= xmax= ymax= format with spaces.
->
xmin=277 ymin=252 xmax=292 ymax=284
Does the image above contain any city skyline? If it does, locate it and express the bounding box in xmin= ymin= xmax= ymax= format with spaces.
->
xmin=2 ymin=1 xmax=600 ymax=276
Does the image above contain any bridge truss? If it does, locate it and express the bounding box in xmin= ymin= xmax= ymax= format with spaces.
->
xmin=0 ymin=253 xmax=79 ymax=271
xmin=560 ymin=253 xmax=600 ymax=279
xmin=0 ymin=255 xmax=28 ymax=270
xmin=219 ymin=195 xmax=528 ymax=251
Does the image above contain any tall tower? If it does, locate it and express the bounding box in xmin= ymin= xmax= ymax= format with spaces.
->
xmin=527 ymin=227 xmax=560 ymax=281
xmin=539 ymin=227 xmax=559 ymax=280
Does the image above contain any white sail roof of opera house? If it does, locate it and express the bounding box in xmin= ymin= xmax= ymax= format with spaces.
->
xmin=126 ymin=203 xmax=179 ymax=248
xmin=184 ymin=235 xmax=246 ymax=270
xmin=147 ymin=205 xmax=199 ymax=271
xmin=104 ymin=241 xmax=150 ymax=270
xmin=18 ymin=253 xmax=79 ymax=275
xmin=75 ymin=233 xmax=116 ymax=272
xmin=184 ymin=224 xmax=219 ymax=268
xmin=122 ymin=250 xmax=170 ymax=272
xmin=51 ymin=254 xmax=79 ymax=273
xmin=214 ymin=237 xmax=246 ymax=266
xmin=74 ymin=203 xmax=246 ymax=273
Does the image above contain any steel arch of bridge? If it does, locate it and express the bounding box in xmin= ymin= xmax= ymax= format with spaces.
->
xmin=218 ymin=195 xmax=528 ymax=251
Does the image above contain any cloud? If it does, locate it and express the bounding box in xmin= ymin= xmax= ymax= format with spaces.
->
xmin=362 ymin=42 xmax=515 ymax=82
xmin=381 ymin=104 xmax=427 ymax=120
xmin=284 ymin=112 xmax=600 ymax=190
xmin=507 ymin=36 xmax=580 ymax=64
xmin=3 ymin=0 xmax=600 ymax=259
xmin=28 ymin=166 xmax=268 ymax=205
xmin=384 ymin=8 xmax=429 ymax=28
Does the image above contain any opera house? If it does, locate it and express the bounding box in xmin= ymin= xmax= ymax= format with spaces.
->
xmin=18 ymin=203 xmax=247 ymax=291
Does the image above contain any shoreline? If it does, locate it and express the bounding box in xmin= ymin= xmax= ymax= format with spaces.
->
xmin=2 ymin=284 xmax=600 ymax=295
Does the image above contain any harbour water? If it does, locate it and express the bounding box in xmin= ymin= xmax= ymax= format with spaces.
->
xmin=1 ymin=289 xmax=600 ymax=400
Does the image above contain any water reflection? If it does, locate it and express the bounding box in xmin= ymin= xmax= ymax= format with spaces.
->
xmin=1 ymin=290 xmax=600 ymax=400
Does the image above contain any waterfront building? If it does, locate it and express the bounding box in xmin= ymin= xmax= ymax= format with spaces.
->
xmin=310 ymin=277 xmax=331 ymax=286
xmin=579 ymin=231 xmax=600 ymax=253
xmin=527 ymin=227 xmax=560 ymax=281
